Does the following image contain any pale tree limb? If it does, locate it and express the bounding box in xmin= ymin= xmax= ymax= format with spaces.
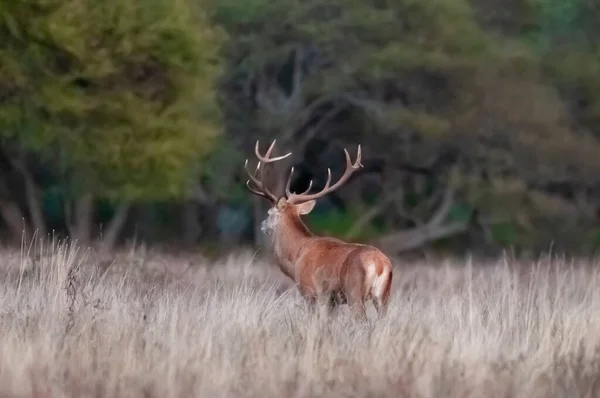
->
xmin=342 ymin=93 xmax=387 ymax=121
xmin=99 ymin=203 xmax=130 ymax=252
xmin=255 ymin=48 xmax=307 ymax=121
xmin=290 ymin=46 xmax=305 ymax=107
xmin=184 ymin=181 xmax=222 ymax=244
xmin=0 ymin=175 xmax=30 ymax=245
xmin=65 ymin=194 xmax=129 ymax=251
xmin=344 ymin=185 xmax=404 ymax=240
xmin=427 ymin=181 xmax=456 ymax=226
xmin=67 ymin=193 xmax=94 ymax=247
xmin=189 ymin=183 xmax=213 ymax=204
xmin=376 ymin=222 xmax=469 ymax=253
xmin=180 ymin=201 xmax=202 ymax=245
xmin=4 ymin=152 xmax=47 ymax=237
xmin=374 ymin=183 xmax=470 ymax=254
xmin=344 ymin=168 xmax=448 ymax=241
xmin=296 ymin=102 xmax=344 ymax=149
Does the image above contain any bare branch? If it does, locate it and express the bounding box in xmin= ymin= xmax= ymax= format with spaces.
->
xmin=0 ymin=175 xmax=30 ymax=244
xmin=3 ymin=151 xmax=47 ymax=236
xmin=428 ymin=183 xmax=456 ymax=227
xmin=345 ymin=186 xmax=404 ymax=240
xmin=376 ymin=221 xmax=468 ymax=253
xmin=99 ymin=203 xmax=130 ymax=252
xmin=255 ymin=47 xmax=309 ymax=125
xmin=296 ymin=102 xmax=344 ymax=148
xmin=278 ymin=95 xmax=338 ymax=147
xmin=342 ymin=93 xmax=387 ymax=120
xmin=189 ymin=183 xmax=212 ymax=204
xmin=290 ymin=47 xmax=304 ymax=106
xmin=373 ymin=181 xmax=469 ymax=253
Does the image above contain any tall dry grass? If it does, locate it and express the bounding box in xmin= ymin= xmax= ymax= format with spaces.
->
xmin=0 ymin=241 xmax=600 ymax=397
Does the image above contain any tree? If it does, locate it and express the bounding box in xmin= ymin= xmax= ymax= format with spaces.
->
xmin=212 ymin=0 xmax=600 ymax=254
xmin=0 ymin=0 xmax=223 ymax=248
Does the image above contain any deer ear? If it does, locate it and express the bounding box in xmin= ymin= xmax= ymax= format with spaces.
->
xmin=296 ymin=200 xmax=316 ymax=215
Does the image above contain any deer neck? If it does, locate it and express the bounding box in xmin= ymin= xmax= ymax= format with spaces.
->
xmin=271 ymin=214 xmax=313 ymax=278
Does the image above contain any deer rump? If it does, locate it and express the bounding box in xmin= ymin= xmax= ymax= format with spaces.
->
xmin=294 ymin=239 xmax=392 ymax=311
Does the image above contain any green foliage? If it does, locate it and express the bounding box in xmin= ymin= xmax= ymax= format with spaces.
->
xmin=0 ymin=0 xmax=599 ymax=253
xmin=0 ymin=0 xmax=224 ymax=201
xmin=305 ymin=205 xmax=385 ymax=241
xmin=583 ymin=228 xmax=600 ymax=252
xmin=212 ymin=0 xmax=600 ymax=172
xmin=447 ymin=202 xmax=474 ymax=224
xmin=200 ymin=139 xmax=248 ymax=203
xmin=209 ymin=0 xmax=600 ymax=253
xmin=41 ymin=186 xmax=64 ymax=224
xmin=490 ymin=222 xmax=520 ymax=246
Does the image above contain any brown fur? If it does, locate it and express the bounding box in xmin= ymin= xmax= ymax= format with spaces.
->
xmin=245 ymin=140 xmax=393 ymax=319
xmin=270 ymin=200 xmax=393 ymax=319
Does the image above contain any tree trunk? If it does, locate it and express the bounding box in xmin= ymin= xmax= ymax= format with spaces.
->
xmin=68 ymin=193 xmax=95 ymax=247
xmin=4 ymin=153 xmax=47 ymax=238
xmin=0 ymin=197 xmax=31 ymax=245
xmin=23 ymin=176 xmax=47 ymax=238
xmin=0 ymin=174 xmax=32 ymax=245
xmin=99 ymin=202 xmax=130 ymax=252
xmin=181 ymin=201 xmax=202 ymax=244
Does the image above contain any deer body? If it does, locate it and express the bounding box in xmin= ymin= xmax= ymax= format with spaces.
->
xmin=245 ymin=140 xmax=393 ymax=318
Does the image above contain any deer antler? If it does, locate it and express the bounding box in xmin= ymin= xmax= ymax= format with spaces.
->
xmin=285 ymin=145 xmax=363 ymax=205
xmin=244 ymin=140 xmax=292 ymax=203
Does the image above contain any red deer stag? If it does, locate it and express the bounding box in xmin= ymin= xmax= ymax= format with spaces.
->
xmin=244 ymin=140 xmax=393 ymax=319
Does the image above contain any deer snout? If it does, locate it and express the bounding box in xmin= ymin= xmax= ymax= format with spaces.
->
xmin=260 ymin=219 xmax=271 ymax=235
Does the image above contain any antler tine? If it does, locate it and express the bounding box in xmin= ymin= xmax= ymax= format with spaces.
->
xmin=284 ymin=167 xmax=295 ymax=197
xmin=244 ymin=159 xmax=275 ymax=201
xmin=245 ymin=180 xmax=266 ymax=197
xmin=355 ymin=144 xmax=363 ymax=167
xmin=285 ymin=166 xmax=314 ymax=197
xmin=285 ymin=145 xmax=364 ymax=205
xmin=300 ymin=180 xmax=313 ymax=195
xmin=323 ymin=168 xmax=332 ymax=190
xmin=244 ymin=140 xmax=292 ymax=203
xmin=255 ymin=140 xmax=292 ymax=163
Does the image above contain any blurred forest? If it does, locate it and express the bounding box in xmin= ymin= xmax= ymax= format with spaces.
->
xmin=1 ymin=0 xmax=600 ymax=257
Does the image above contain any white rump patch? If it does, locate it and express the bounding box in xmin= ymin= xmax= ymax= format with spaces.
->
xmin=372 ymin=267 xmax=389 ymax=299
xmin=365 ymin=263 xmax=378 ymax=295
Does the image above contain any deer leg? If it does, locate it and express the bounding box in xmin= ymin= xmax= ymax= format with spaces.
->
xmin=347 ymin=295 xmax=368 ymax=322
xmin=315 ymin=291 xmax=336 ymax=320
xmin=318 ymin=298 xmax=330 ymax=320
xmin=299 ymin=286 xmax=318 ymax=314
xmin=345 ymin=280 xmax=368 ymax=322
xmin=327 ymin=291 xmax=344 ymax=317
xmin=342 ymin=261 xmax=369 ymax=322
xmin=373 ymin=297 xmax=387 ymax=319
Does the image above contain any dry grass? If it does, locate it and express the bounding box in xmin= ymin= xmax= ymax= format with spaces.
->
xmin=1 ymin=242 xmax=600 ymax=397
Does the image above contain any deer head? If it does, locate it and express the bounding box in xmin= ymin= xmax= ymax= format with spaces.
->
xmin=244 ymin=139 xmax=363 ymax=236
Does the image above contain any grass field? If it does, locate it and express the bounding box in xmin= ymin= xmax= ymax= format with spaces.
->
xmin=1 ymin=241 xmax=600 ymax=397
